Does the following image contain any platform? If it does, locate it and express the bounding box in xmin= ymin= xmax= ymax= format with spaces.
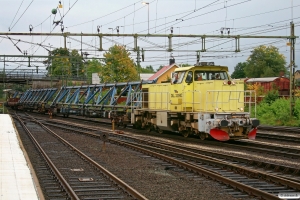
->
xmin=0 ymin=114 xmax=41 ymax=200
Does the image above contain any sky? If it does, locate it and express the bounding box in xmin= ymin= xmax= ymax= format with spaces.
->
xmin=0 ymin=0 xmax=299 ymax=74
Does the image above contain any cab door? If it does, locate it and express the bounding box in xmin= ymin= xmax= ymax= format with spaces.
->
xmin=182 ymin=71 xmax=194 ymax=112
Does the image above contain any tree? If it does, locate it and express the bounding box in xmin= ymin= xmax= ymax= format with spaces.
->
xmin=156 ymin=65 xmax=164 ymax=72
xmin=48 ymin=48 xmax=84 ymax=77
xmin=101 ymin=45 xmax=139 ymax=83
xmin=244 ymin=45 xmax=286 ymax=78
xmin=140 ymin=65 xmax=155 ymax=73
xmin=86 ymin=59 xmax=103 ymax=83
xmin=180 ymin=63 xmax=190 ymax=67
xmin=231 ymin=62 xmax=247 ymax=79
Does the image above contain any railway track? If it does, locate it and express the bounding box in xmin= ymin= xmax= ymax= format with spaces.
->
xmin=259 ymin=125 xmax=300 ymax=133
xmin=13 ymin=112 xmax=147 ymax=200
xmin=27 ymin=114 xmax=300 ymax=200
xmin=33 ymin=111 xmax=300 ymax=145
xmin=10 ymin=108 xmax=300 ymax=144
xmin=14 ymin=112 xmax=300 ymax=160
xmin=41 ymin=114 xmax=300 ymax=159
xmin=257 ymin=125 xmax=300 ymax=142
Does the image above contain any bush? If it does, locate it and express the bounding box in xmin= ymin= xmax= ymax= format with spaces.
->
xmin=256 ymin=97 xmax=300 ymax=126
xmin=262 ymin=89 xmax=279 ymax=105
xmin=293 ymin=98 xmax=300 ymax=125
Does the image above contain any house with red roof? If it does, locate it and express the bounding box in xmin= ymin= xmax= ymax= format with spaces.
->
xmin=148 ymin=59 xmax=178 ymax=83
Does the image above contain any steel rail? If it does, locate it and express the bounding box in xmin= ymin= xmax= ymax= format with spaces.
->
xmin=119 ymin=138 xmax=300 ymax=190
xmin=257 ymin=132 xmax=300 ymax=142
xmin=259 ymin=125 xmax=300 ymax=133
xmin=15 ymin=113 xmax=79 ymax=200
xmin=108 ymin=138 xmax=279 ymax=200
xmin=114 ymin=134 xmax=300 ymax=181
xmin=36 ymin=119 xmax=284 ymax=200
xmin=12 ymin=114 xmax=300 ymax=184
xmin=27 ymin=115 xmax=148 ymax=200
xmin=14 ymin=113 xmax=300 ymax=199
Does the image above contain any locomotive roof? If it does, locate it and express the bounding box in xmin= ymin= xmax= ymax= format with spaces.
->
xmin=174 ymin=65 xmax=228 ymax=72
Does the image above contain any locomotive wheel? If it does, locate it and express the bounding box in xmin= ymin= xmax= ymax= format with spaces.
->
xmin=200 ymin=132 xmax=207 ymax=140
xmin=181 ymin=131 xmax=189 ymax=138
xmin=145 ymin=125 xmax=152 ymax=132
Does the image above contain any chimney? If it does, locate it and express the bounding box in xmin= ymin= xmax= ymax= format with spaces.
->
xmin=169 ymin=57 xmax=175 ymax=65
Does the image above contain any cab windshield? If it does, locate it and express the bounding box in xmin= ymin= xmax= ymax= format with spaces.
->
xmin=172 ymin=71 xmax=186 ymax=84
xmin=194 ymin=71 xmax=229 ymax=81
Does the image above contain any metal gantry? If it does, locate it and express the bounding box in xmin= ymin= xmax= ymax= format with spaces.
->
xmin=0 ymin=31 xmax=297 ymax=53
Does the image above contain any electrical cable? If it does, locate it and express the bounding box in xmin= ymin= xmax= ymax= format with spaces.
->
xmin=10 ymin=0 xmax=35 ymax=31
xmin=8 ymin=0 xmax=25 ymax=31
xmin=66 ymin=0 xmax=142 ymax=29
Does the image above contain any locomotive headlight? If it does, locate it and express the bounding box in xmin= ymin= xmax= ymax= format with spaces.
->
xmin=215 ymin=107 xmax=219 ymax=111
xmin=239 ymin=107 xmax=244 ymax=111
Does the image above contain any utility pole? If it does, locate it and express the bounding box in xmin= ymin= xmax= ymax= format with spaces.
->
xmin=137 ymin=46 xmax=141 ymax=79
xmin=289 ymin=21 xmax=296 ymax=116
xmin=2 ymin=56 xmax=5 ymax=90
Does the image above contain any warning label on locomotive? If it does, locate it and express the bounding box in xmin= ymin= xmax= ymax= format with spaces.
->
xmin=171 ymin=94 xmax=182 ymax=97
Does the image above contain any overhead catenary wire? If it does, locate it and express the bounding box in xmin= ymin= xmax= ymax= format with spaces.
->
xmin=1 ymin=0 xmax=299 ymax=70
xmin=9 ymin=0 xmax=35 ymax=31
xmin=8 ymin=0 xmax=25 ymax=31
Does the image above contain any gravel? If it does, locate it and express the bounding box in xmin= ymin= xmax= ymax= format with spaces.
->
xmin=57 ymin=129 xmax=253 ymax=200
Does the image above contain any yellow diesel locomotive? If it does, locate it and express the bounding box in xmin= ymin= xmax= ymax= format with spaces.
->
xmin=131 ymin=62 xmax=259 ymax=141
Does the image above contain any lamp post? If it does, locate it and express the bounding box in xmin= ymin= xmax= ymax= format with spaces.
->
xmin=48 ymin=43 xmax=53 ymax=87
xmin=142 ymin=2 xmax=149 ymax=34
xmin=108 ymin=28 xmax=114 ymax=46
xmin=83 ymin=52 xmax=89 ymax=84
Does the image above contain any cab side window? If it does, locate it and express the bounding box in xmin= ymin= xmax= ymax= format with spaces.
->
xmin=185 ymin=71 xmax=193 ymax=83
xmin=195 ymin=71 xmax=206 ymax=81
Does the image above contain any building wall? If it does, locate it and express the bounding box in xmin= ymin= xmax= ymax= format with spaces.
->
xmin=295 ymin=71 xmax=300 ymax=81
xmin=157 ymin=65 xmax=178 ymax=83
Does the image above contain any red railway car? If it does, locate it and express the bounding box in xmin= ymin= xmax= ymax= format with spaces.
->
xmin=245 ymin=77 xmax=290 ymax=96
xmin=6 ymin=98 xmax=20 ymax=109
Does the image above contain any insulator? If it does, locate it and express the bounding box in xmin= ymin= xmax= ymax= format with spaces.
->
xmin=29 ymin=24 xmax=33 ymax=33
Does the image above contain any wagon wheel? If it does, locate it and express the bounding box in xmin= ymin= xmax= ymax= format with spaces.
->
xmin=199 ymin=132 xmax=207 ymax=140
xmin=145 ymin=125 xmax=152 ymax=132
xmin=181 ymin=130 xmax=189 ymax=138
xmin=135 ymin=120 xmax=142 ymax=129
xmin=157 ymin=128 xmax=164 ymax=134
